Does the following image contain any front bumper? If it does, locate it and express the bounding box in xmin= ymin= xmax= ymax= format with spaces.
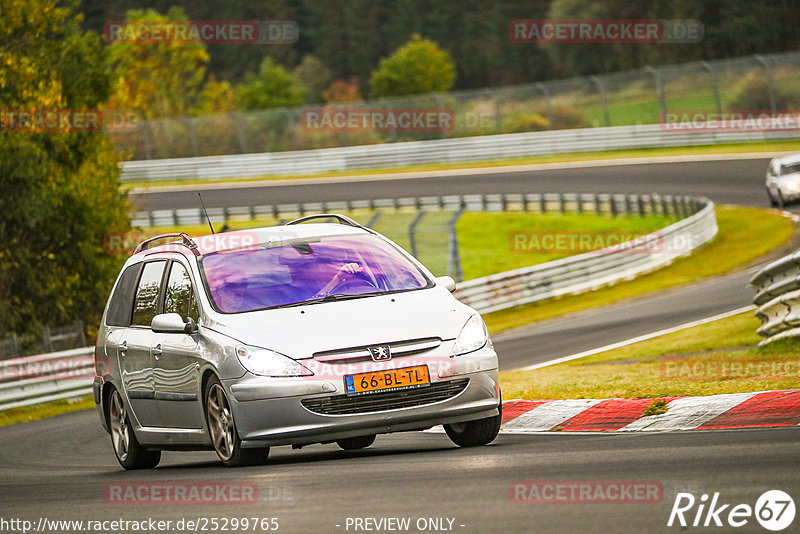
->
xmin=223 ymin=345 xmax=500 ymax=448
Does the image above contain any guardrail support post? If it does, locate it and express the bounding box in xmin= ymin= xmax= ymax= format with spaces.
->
xmin=447 ymin=206 xmax=466 ymax=282
xmin=701 ymin=61 xmax=723 ymax=114
xmin=539 ymin=194 xmax=547 ymax=214
xmin=42 ymin=325 xmax=52 ymax=354
xmin=577 ymin=194 xmax=583 ymax=214
xmin=589 ymin=75 xmax=611 ymax=127
xmin=366 ymin=210 xmax=382 ymax=228
xmin=558 ymin=193 xmax=566 ymax=214
xmin=535 ymin=83 xmax=554 ymax=129
xmin=408 ymin=210 xmax=427 ymax=258
xmin=595 ymin=193 xmax=602 ymax=215
xmin=644 ymin=66 xmax=667 ymax=119
xmin=755 ymin=55 xmax=777 ymax=113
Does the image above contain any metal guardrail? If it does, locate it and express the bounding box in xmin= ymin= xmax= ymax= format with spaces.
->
xmin=0 ymin=347 xmax=94 ymax=410
xmin=750 ymin=251 xmax=800 ymax=344
xmin=454 ymin=196 xmax=717 ymax=313
xmin=120 ymin=124 xmax=799 ymax=183
xmin=4 ymin=193 xmax=717 ymax=410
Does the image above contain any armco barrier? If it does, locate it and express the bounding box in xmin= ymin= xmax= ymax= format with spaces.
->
xmin=3 ymin=194 xmax=716 ymax=410
xmin=751 ymin=251 xmax=800 ymax=344
xmin=453 ymin=197 xmax=716 ymax=313
xmin=0 ymin=347 xmax=94 ymax=410
xmin=120 ymin=124 xmax=799 ymax=183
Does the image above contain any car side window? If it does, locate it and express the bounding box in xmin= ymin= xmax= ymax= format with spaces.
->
xmin=132 ymin=261 xmax=166 ymax=327
xmin=164 ymin=262 xmax=199 ymax=322
xmin=106 ymin=264 xmax=142 ymax=327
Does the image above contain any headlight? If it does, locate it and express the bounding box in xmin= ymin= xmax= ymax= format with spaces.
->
xmin=784 ymin=180 xmax=800 ymax=192
xmin=451 ymin=314 xmax=490 ymax=356
xmin=236 ymin=345 xmax=313 ymax=377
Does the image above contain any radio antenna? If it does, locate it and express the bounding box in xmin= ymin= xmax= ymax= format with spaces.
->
xmin=198 ymin=193 xmax=215 ymax=234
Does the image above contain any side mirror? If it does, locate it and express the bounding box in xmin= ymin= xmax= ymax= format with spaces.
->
xmin=151 ymin=313 xmax=198 ymax=334
xmin=436 ymin=276 xmax=456 ymax=292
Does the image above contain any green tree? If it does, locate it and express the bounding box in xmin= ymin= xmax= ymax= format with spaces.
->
xmin=293 ymin=55 xmax=332 ymax=104
xmin=369 ymin=34 xmax=455 ymax=99
xmin=106 ymin=7 xmax=209 ymax=119
xmin=0 ymin=0 xmax=130 ymax=341
xmin=237 ymin=56 xmax=306 ymax=110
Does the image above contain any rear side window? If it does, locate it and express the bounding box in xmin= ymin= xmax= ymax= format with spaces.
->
xmin=132 ymin=261 xmax=166 ymax=327
xmin=164 ymin=262 xmax=199 ymax=322
xmin=106 ymin=264 xmax=141 ymax=327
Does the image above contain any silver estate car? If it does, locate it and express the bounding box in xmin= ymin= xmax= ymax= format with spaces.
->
xmin=766 ymin=153 xmax=800 ymax=207
xmin=93 ymin=215 xmax=501 ymax=469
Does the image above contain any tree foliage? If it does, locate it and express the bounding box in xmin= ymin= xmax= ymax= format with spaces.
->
xmin=236 ymin=56 xmax=305 ymax=110
xmin=369 ymin=34 xmax=455 ymax=99
xmin=0 ymin=0 xmax=130 ymax=338
xmin=106 ymin=7 xmax=209 ymax=119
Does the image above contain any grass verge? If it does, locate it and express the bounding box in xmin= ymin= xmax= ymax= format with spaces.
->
xmin=0 ymin=395 xmax=95 ymax=428
xmin=483 ymin=205 xmax=794 ymax=333
xmin=499 ymin=311 xmax=800 ymax=399
xmin=142 ymin=211 xmax=674 ymax=279
xmin=123 ymin=140 xmax=799 ymax=190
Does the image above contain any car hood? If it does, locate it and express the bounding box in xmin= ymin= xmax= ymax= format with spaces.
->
xmin=203 ymin=286 xmax=474 ymax=359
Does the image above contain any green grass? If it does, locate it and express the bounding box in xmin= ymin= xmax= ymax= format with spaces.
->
xmin=0 ymin=395 xmax=95 ymax=427
xmin=457 ymin=212 xmax=675 ymax=280
xmin=123 ymin=140 xmax=800 ymax=190
xmin=142 ymin=210 xmax=675 ymax=279
xmin=500 ymin=311 xmax=800 ymax=399
xmin=483 ymin=205 xmax=794 ymax=334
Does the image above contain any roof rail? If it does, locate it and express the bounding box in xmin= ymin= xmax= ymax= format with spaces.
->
xmin=284 ymin=213 xmax=372 ymax=232
xmin=133 ymin=233 xmax=199 ymax=255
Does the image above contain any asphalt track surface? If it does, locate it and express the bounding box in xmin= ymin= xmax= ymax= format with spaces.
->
xmin=2 ymin=155 xmax=798 ymax=534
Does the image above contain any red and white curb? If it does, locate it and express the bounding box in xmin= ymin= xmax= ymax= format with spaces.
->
xmin=499 ymin=390 xmax=800 ymax=432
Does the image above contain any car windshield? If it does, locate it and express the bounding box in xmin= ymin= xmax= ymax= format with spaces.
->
xmin=199 ymin=234 xmax=431 ymax=313
xmin=781 ymin=162 xmax=800 ymax=175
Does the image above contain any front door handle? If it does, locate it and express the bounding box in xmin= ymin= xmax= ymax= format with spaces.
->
xmin=119 ymin=341 xmax=127 ymax=357
xmin=152 ymin=343 xmax=162 ymax=360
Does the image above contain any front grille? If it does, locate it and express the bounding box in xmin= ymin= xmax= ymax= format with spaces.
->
xmin=312 ymin=337 xmax=442 ymax=364
xmin=301 ymin=378 xmax=469 ymax=415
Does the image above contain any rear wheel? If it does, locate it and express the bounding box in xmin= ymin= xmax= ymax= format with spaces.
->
xmin=205 ymin=376 xmax=269 ymax=467
xmin=444 ymin=404 xmax=502 ymax=447
xmin=108 ymin=389 xmax=161 ymax=470
xmin=336 ymin=434 xmax=376 ymax=450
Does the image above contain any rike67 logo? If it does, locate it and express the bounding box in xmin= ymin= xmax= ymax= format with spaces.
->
xmin=668 ymin=490 xmax=795 ymax=531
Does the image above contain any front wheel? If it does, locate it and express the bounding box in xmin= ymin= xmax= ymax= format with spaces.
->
xmin=108 ymin=389 xmax=161 ymax=470
xmin=444 ymin=405 xmax=502 ymax=447
xmin=205 ymin=376 xmax=269 ymax=467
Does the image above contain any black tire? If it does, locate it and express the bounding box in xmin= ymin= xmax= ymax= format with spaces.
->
xmin=336 ymin=434 xmax=376 ymax=450
xmin=777 ymin=189 xmax=786 ymax=209
xmin=767 ymin=187 xmax=778 ymax=207
xmin=205 ymin=376 xmax=269 ymax=467
xmin=444 ymin=403 xmax=502 ymax=447
xmin=108 ymin=388 xmax=161 ymax=470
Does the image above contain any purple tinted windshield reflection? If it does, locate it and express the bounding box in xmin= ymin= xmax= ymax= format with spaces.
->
xmin=200 ymin=235 xmax=430 ymax=313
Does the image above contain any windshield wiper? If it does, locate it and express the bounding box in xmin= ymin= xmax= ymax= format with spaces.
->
xmin=275 ymin=292 xmax=384 ymax=308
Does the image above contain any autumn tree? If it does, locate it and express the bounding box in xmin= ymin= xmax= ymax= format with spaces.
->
xmin=0 ymin=0 xmax=130 ymax=341
xmin=369 ymin=34 xmax=455 ymax=99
